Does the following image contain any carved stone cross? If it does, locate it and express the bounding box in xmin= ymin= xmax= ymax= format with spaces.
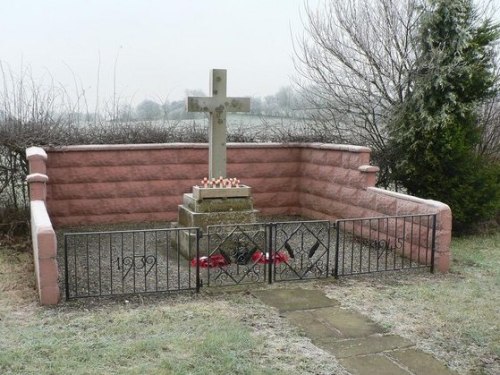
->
xmin=186 ymin=69 xmax=250 ymax=179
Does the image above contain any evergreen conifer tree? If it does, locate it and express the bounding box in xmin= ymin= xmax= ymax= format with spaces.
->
xmin=391 ymin=0 xmax=500 ymax=232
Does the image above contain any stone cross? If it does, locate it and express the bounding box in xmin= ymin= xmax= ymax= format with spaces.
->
xmin=186 ymin=69 xmax=250 ymax=179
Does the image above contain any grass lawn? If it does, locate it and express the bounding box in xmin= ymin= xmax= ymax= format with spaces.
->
xmin=0 ymin=236 xmax=345 ymax=375
xmin=1 ymin=230 xmax=498 ymax=374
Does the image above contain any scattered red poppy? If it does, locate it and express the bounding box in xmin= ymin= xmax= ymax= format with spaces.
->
xmin=251 ymin=251 xmax=288 ymax=264
xmin=190 ymin=254 xmax=229 ymax=268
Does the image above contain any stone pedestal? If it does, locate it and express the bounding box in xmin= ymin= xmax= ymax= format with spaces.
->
xmin=178 ymin=185 xmax=257 ymax=230
xmin=176 ymin=185 xmax=258 ymax=258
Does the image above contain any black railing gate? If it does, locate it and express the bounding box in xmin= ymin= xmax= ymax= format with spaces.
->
xmin=202 ymin=220 xmax=330 ymax=287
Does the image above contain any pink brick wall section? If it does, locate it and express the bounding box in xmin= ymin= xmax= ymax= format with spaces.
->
xmin=30 ymin=200 xmax=60 ymax=305
xmin=26 ymin=147 xmax=60 ymax=305
xmin=31 ymin=143 xmax=451 ymax=275
xmin=43 ymin=143 xmax=303 ymax=226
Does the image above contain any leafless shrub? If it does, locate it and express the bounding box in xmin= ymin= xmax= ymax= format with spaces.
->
xmin=0 ymin=64 xmax=212 ymax=217
xmin=267 ymin=119 xmax=327 ymax=143
xmin=227 ymin=124 xmax=257 ymax=143
xmin=294 ymin=0 xmax=422 ymax=186
xmin=0 ymin=62 xmax=77 ymax=212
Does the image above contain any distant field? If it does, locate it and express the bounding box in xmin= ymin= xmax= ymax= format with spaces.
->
xmin=165 ymin=114 xmax=311 ymax=140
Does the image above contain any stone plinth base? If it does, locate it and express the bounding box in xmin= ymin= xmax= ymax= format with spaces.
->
xmin=176 ymin=185 xmax=259 ymax=258
xmin=183 ymin=193 xmax=253 ymax=213
xmin=178 ymin=185 xmax=258 ymax=232
xmin=175 ymin=230 xmax=200 ymax=260
xmin=178 ymin=203 xmax=257 ymax=231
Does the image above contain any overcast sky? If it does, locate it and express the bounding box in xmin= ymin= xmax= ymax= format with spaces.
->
xmin=1 ymin=0 xmax=319 ymax=106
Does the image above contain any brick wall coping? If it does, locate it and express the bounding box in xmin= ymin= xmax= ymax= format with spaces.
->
xmin=44 ymin=142 xmax=372 ymax=153
xmin=26 ymin=173 xmax=49 ymax=183
xmin=26 ymin=146 xmax=47 ymax=160
xmin=31 ymin=200 xmax=54 ymax=233
xmin=368 ymin=187 xmax=451 ymax=211
xmin=358 ymin=165 xmax=380 ymax=173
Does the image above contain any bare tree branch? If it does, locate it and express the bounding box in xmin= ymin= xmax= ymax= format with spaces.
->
xmin=294 ymin=0 xmax=423 ymax=186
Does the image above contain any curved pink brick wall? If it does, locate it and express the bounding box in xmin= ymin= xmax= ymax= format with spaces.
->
xmin=40 ymin=143 xmax=379 ymax=227
xmin=27 ymin=143 xmax=451 ymax=280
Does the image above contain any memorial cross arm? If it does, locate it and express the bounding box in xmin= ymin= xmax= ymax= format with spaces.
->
xmin=186 ymin=96 xmax=250 ymax=113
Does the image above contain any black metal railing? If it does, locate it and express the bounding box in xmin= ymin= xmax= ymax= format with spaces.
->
xmin=63 ymin=227 xmax=200 ymax=299
xmin=62 ymin=214 xmax=437 ymax=299
xmin=271 ymin=220 xmax=330 ymax=282
xmin=334 ymin=214 xmax=436 ymax=277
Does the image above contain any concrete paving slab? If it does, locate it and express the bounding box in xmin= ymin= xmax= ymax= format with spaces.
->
xmin=254 ymin=289 xmax=455 ymax=375
xmin=312 ymin=307 xmax=386 ymax=338
xmin=339 ymin=354 xmax=411 ymax=375
xmin=252 ymin=288 xmax=339 ymax=312
xmin=316 ymin=334 xmax=414 ymax=358
xmin=285 ymin=310 xmax=340 ymax=339
xmin=388 ymin=348 xmax=458 ymax=375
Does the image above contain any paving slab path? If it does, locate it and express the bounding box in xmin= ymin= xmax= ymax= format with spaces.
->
xmin=252 ymin=289 xmax=457 ymax=375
